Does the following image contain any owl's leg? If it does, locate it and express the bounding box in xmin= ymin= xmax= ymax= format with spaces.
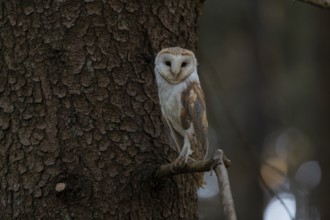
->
xmin=179 ymin=126 xmax=195 ymax=162
xmin=171 ymin=130 xmax=192 ymax=173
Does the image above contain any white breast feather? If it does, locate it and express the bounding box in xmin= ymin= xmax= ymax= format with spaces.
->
xmin=155 ymin=68 xmax=200 ymax=136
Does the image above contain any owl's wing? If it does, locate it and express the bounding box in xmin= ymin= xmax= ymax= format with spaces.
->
xmin=180 ymin=81 xmax=208 ymax=160
xmin=161 ymin=107 xmax=184 ymax=152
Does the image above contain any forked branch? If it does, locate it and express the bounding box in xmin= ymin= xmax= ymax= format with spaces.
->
xmin=154 ymin=149 xmax=237 ymax=220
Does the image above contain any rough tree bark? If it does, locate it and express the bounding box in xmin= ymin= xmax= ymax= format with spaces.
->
xmin=0 ymin=0 xmax=205 ymax=219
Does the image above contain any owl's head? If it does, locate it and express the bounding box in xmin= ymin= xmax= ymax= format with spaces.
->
xmin=155 ymin=47 xmax=197 ymax=84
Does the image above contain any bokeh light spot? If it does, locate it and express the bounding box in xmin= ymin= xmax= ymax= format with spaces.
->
xmin=264 ymin=193 xmax=296 ymax=220
xmin=260 ymin=157 xmax=287 ymax=189
xmin=198 ymin=171 xmax=219 ymax=198
xmin=295 ymin=160 xmax=321 ymax=190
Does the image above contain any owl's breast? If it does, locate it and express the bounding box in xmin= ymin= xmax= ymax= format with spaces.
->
xmin=159 ymin=86 xmax=185 ymax=136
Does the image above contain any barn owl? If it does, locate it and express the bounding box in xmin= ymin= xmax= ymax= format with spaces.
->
xmin=154 ymin=47 xmax=208 ymax=185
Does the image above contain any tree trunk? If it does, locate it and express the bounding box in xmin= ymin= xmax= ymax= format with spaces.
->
xmin=0 ymin=0 xmax=204 ymax=219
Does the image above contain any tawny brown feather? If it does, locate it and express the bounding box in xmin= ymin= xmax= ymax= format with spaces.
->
xmin=180 ymin=82 xmax=208 ymax=161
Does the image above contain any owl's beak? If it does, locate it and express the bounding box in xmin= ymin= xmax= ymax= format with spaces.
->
xmin=170 ymin=71 xmax=181 ymax=81
xmin=171 ymin=67 xmax=181 ymax=77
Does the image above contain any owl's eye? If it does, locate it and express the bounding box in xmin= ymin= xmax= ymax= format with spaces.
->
xmin=181 ymin=62 xmax=187 ymax=67
xmin=165 ymin=61 xmax=171 ymax=67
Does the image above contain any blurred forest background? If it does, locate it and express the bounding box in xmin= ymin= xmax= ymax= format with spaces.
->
xmin=196 ymin=0 xmax=329 ymax=219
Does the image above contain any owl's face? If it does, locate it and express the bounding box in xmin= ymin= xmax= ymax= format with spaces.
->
xmin=155 ymin=47 xmax=197 ymax=84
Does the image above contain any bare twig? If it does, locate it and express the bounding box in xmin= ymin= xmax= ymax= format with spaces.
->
xmin=295 ymin=0 xmax=330 ymax=9
xmin=154 ymin=149 xmax=236 ymax=220
xmin=213 ymin=150 xmax=237 ymax=220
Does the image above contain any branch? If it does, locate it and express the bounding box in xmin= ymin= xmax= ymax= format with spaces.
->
xmin=154 ymin=149 xmax=237 ymax=220
xmin=295 ymin=0 xmax=330 ymax=9
xmin=213 ymin=150 xmax=237 ymax=220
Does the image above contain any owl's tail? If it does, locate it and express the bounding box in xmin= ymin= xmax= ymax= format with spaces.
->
xmin=193 ymin=172 xmax=206 ymax=188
